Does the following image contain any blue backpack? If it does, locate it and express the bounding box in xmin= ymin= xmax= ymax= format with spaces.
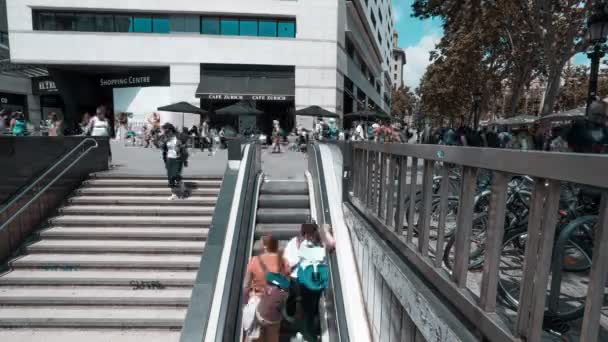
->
xmin=296 ymin=244 xmax=329 ymax=291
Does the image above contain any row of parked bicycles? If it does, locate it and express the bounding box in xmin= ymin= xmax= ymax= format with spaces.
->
xmin=394 ymin=166 xmax=602 ymax=333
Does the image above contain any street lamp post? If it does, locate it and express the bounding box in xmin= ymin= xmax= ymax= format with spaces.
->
xmin=472 ymin=91 xmax=482 ymax=130
xmin=586 ymin=1 xmax=608 ymax=112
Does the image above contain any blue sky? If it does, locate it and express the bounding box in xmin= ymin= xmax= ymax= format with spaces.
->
xmin=391 ymin=0 xmax=590 ymax=88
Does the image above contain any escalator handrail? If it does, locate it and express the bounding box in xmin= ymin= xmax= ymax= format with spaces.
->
xmin=179 ymin=141 xmax=259 ymax=342
xmin=310 ymin=143 xmax=350 ymax=342
xmin=0 ymin=137 xmax=99 ymax=233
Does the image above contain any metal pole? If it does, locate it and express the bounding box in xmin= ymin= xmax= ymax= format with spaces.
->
xmin=587 ymin=43 xmax=605 ymax=111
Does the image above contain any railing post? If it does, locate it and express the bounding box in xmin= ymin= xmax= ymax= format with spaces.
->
xmin=479 ymin=171 xmax=509 ymax=312
xmin=580 ymin=192 xmax=608 ymax=341
xmin=515 ymin=179 xmax=561 ymax=342
xmin=434 ymin=165 xmax=450 ymax=268
xmin=385 ymin=155 xmax=396 ymax=228
xmin=418 ymin=160 xmax=435 ymax=256
xmin=451 ymin=166 xmax=477 ymax=288
xmin=407 ymin=157 xmax=418 ymax=243
xmin=377 ymin=152 xmax=386 ymax=219
xmin=395 ymin=156 xmax=408 ymax=235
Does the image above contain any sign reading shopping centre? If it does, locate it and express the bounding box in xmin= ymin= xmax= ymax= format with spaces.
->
xmin=98 ymin=69 xmax=169 ymax=88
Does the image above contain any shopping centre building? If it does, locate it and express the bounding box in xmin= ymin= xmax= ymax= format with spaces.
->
xmin=5 ymin=0 xmax=396 ymax=132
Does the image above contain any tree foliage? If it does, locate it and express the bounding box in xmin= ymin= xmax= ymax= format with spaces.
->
xmin=413 ymin=0 xmax=593 ymax=124
xmin=391 ymin=85 xmax=418 ymax=118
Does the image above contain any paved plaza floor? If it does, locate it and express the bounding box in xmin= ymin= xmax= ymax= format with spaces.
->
xmin=106 ymin=141 xmax=227 ymax=177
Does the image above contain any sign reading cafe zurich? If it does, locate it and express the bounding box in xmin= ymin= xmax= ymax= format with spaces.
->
xmin=202 ymin=94 xmax=293 ymax=101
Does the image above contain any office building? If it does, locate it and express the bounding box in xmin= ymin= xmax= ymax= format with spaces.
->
xmin=391 ymin=31 xmax=406 ymax=89
xmin=6 ymin=0 xmax=395 ymax=132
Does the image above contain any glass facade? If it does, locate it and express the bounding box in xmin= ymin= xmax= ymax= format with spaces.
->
xmin=258 ymin=20 xmax=277 ymax=37
xmin=201 ymin=17 xmax=220 ymax=35
xmin=153 ymin=16 xmax=170 ymax=33
xmin=278 ymin=21 xmax=295 ymax=37
xmin=239 ymin=19 xmax=258 ymax=36
xmin=33 ymin=10 xmax=296 ymax=38
xmin=220 ymin=18 xmax=239 ymax=36
xmin=131 ymin=16 xmax=152 ymax=33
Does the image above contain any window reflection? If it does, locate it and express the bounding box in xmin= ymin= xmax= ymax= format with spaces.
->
xmin=278 ymin=22 xmax=295 ymax=37
xmin=239 ymin=19 xmax=257 ymax=36
xmin=153 ymin=16 xmax=170 ymax=33
xmin=258 ymin=20 xmax=277 ymax=37
xmin=220 ymin=18 xmax=239 ymax=36
xmin=201 ymin=17 xmax=220 ymax=35
xmin=131 ymin=16 xmax=152 ymax=33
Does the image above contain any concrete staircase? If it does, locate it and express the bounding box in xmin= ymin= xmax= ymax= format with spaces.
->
xmin=0 ymin=174 xmax=221 ymax=342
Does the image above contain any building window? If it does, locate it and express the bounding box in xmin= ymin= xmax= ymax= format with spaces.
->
xmin=53 ymin=13 xmax=75 ymax=31
xmin=33 ymin=10 xmax=294 ymax=38
xmin=394 ymin=74 xmax=397 ymax=81
xmin=130 ymin=16 xmax=152 ymax=33
xmin=259 ymin=20 xmax=277 ymax=37
xmin=201 ymin=17 xmax=220 ymax=34
xmin=377 ymin=31 xmax=382 ymax=44
xmin=278 ymin=21 xmax=295 ymax=37
xmin=371 ymin=12 xmax=377 ymax=28
xmin=239 ymin=19 xmax=258 ymax=36
xmin=394 ymin=65 xmax=397 ymax=71
xmin=220 ymin=18 xmax=239 ymax=35
xmin=170 ymin=15 xmax=199 ymax=33
xmin=378 ymin=10 xmax=383 ymax=23
xmin=153 ymin=16 xmax=170 ymax=33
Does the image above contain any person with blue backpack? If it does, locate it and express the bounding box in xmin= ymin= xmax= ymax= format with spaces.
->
xmin=283 ymin=223 xmax=335 ymax=339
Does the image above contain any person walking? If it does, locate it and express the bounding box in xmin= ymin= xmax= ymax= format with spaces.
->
xmin=271 ymin=120 xmax=281 ymax=153
xmin=47 ymin=112 xmax=63 ymax=137
xmin=161 ymin=123 xmax=189 ymax=200
xmin=10 ymin=112 xmax=27 ymax=136
xmin=87 ymin=109 xmax=112 ymax=164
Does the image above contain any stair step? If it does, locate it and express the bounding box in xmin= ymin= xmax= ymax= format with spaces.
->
xmin=27 ymin=240 xmax=205 ymax=254
xmin=49 ymin=215 xmax=211 ymax=227
xmin=40 ymin=227 xmax=208 ymax=240
xmin=83 ymin=179 xmax=222 ymax=188
xmin=0 ymin=329 xmax=180 ymax=342
xmin=91 ymin=173 xmax=221 ymax=180
xmin=0 ymin=307 xmax=185 ymax=328
xmin=75 ymin=187 xmax=220 ymax=196
xmin=0 ymin=270 xmax=196 ymax=286
xmin=258 ymin=195 xmax=309 ymax=209
xmin=59 ymin=205 xmax=214 ymax=216
xmin=256 ymin=209 xmax=311 ymax=224
xmin=255 ymin=224 xmax=301 ymax=240
xmin=68 ymin=196 xmax=217 ymax=205
xmin=11 ymin=254 xmax=201 ymax=270
xmin=260 ymin=181 xmax=308 ymax=195
xmin=0 ymin=287 xmax=192 ymax=306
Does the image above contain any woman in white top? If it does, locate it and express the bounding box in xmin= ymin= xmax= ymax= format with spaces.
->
xmin=87 ymin=111 xmax=112 ymax=165
xmin=161 ymin=123 xmax=189 ymax=200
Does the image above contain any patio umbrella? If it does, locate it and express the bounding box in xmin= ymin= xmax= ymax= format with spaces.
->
xmin=295 ymin=105 xmax=339 ymax=118
xmin=215 ymin=101 xmax=263 ymax=116
xmin=537 ymin=107 xmax=585 ymax=123
xmin=157 ymin=102 xmax=207 ymax=128
xmin=502 ymin=114 xmax=537 ymax=126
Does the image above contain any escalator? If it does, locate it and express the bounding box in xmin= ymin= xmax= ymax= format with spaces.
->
xmin=180 ymin=142 xmax=366 ymax=342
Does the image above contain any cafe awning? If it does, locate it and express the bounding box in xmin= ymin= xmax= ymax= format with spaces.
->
xmin=196 ymin=64 xmax=295 ymax=101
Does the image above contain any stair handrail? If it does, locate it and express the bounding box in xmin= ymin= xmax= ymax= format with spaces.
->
xmin=0 ymin=137 xmax=99 ymax=232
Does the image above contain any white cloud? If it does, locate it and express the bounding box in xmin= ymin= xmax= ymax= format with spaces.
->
xmin=393 ymin=4 xmax=403 ymax=23
xmin=402 ymin=33 xmax=441 ymax=89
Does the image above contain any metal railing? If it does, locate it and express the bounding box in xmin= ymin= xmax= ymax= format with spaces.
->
xmin=0 ymin=138 xmax=98 ymax=232
xmin=309 ymin=143 xmax=350 ymax=342
xmin=346 ymin=142 xmax=608 ymax=342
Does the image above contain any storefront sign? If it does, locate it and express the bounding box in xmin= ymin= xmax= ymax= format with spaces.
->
xmin=32 ymin=77 xmax=59 ymax=95
xmin=97 ymin=69 xmax=169 ymax=88
xmin=0 ymin=92 xmax=26 ymax=106
xmin=201 ymin=94 xmax=293 ymax=101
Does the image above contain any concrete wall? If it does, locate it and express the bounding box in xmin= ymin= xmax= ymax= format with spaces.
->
xmin=0 ymin=74 xmax=40 ymax=125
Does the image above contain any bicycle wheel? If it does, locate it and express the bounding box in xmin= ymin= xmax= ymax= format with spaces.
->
xmin=405 ymin=195 xmax=459 ymax=239
xmin=497 ymin=219 xmax=595 ymax=321
xmin=442 ymin=213 xmax=489 ymax=271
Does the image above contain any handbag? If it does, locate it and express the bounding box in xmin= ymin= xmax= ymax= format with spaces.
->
xmin=242 ymin=296 xmax=261 ymax=338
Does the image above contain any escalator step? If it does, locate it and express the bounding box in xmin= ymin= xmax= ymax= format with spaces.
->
xmin=256 ymin=209 xmax=311 ymax=224
xmin=260 ymin=182 xmax=308 ymax=195
xmin=258 ymin=195 xmax=310 ymax=209
xmin=255 ymin=224 xmax=300 ymax=240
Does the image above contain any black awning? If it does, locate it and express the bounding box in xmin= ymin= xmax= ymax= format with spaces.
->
xmin=196 ymin=66 xmax=295 ymax=101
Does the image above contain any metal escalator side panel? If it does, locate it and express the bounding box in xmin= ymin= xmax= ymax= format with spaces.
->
xmin=317 ymin=143 xmax=372 ymax=342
